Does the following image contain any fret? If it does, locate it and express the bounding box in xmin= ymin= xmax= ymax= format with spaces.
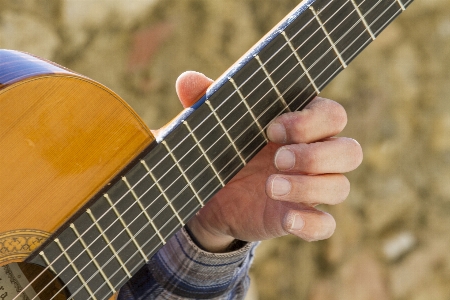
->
xmin=229 ymin=77 xmax=268 ymax=141
xmin=55 ymin=238 xmax=97 ymax=300
xmin=206 ymin=99 xmax=247 ymax=166
xmin=118 ymin=158 xmax=175 ymax=249
xmin=183 ymin=103 xmax=246 ymax=187
xmin=140 ymin=159 xmax=185 ymax=226
xmin=162 ymin=123 xmax=222 ymax=208
xmin=21 ymin=2 xmax=413 ymax=298
xmin=183 ymin=120 xmax=225 ymax=187
xmin=208 ymin=87 xmax=267 ymax=165
xmin=39 ymin=250 xmax=57 ymax=274
xmin=280 ymin=31 xmax=320 ymax=95
xmin=70 ymin=223 xmax=116 ymax=294
xmin=256 ymin=32 xmax=317 ymax=111
xmin=350 ymin=0 xmax=376 ymax=40
xmin=120 ymin=175 xmax=167 ymax=245
xmin=396 ymin=0 xmax=406 ymax=10
xmin=231 ymin=58 xmax=287 ymax=126
xmin=88 ymin=186 xmax=146 ymax=280
xmin=253 ymin=56 xmax=291 ymax=113
xmin=357 ymin=0 xmax=402 ymax=36
xmin=139 ymin=146 xmax=196 ymax=229
xmin=105 ymin=192 xmax=149 ymax=261
xmin=86 ymin=208 xmax=132 ymax=279
xmin=310 ymin=6 xmax=347 ymax=69
xmin=314 ymin=0 xmax=371 ymax=67
xmin=38 ymin=243 xmax=92 ymax=300
xmin=141 ymin=144 xmax=198 ymax=223
xmin=56 ymin=224 xmax=114 ymax=299
xmin=162 ymin=140 xmax=204 ymax=207
xmin=67 ymin=212 xmax=127 ymax=292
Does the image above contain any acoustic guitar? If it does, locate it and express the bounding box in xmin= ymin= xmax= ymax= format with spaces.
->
xmin=0 ymin=0 xmax=413 ymax=299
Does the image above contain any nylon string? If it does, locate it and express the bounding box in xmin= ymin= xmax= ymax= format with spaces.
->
xmin=67 ymin=1 xmax=405 ymax=297
xmin=15 ymin=0 xmax=408 ymax=298
xmin=25 ymin=1 xmax=394 ymax=298
xmin=31 ymin=0 xmax=396 ymax=298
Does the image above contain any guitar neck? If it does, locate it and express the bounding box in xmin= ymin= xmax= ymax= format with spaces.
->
xmin=29 ymin=0 xmax=414 ymax=298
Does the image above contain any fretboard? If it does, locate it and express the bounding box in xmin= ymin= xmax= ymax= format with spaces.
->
xmin=28 ymin=0 xmax=414 ymax=298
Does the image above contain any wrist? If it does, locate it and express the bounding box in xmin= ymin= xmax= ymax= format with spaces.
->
xmin=186 ymin=217 xmax=235 ymax=253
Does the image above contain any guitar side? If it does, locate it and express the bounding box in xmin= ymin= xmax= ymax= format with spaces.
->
xmin=0 ymin=50 xmax=153 ymax=266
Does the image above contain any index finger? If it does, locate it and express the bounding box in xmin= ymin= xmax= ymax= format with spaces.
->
xmin=266 ymin=97 xmax=347 ymax=144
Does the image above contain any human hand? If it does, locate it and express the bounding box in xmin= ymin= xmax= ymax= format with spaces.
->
xmin=172 ymin=71 xmax=363 ymax=252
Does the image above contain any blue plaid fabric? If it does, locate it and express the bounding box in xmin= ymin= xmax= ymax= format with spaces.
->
xmin=118 ymin=228 xmax=258 ymax=299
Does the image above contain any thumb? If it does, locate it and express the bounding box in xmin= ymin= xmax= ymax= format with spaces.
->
xmin=175 ymin=71 xmax=213 ymax=108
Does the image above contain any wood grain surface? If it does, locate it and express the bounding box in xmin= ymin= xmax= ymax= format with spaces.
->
xmin=0 ymin=53 xmax=154 ymax=265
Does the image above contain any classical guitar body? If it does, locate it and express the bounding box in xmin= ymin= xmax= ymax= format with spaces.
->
xmin=0 ymin=51 xmax=152 ymax=298
xmin=0 ymin=0 xmax=414 ymax=298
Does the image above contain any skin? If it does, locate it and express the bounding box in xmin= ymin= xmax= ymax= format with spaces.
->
xmin=165 ymin=71 xmax=363 ymax=253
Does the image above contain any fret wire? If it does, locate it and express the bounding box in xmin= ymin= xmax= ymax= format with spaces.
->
xmin=280 ymin=30 xmax=321 ymax=94
xmin=162 ymin=140 xmax=204 ymax=207
xmin=310 ymin=5 xmax=348 ymax=68
xmin=229 ymin=77 xmax=269 ymax=142
xmin=35 ymin=2 xmax=410 ymax=298
xmin=122 ymin=176 xmax=167 ymax=245
xmin=69 ymin=5 xmax=407 ymax=295
xmin=396 ymin=0 xmax=406 ymax=10
xmin=203 ymin=1 xmax=352 ymax=136
xmin=183 ymin=121 xmax=226 ymax=187
xmin=206 ymin=99 xmax=247 ymax=166
xmin=96 ymin=4 xmax=400 ymax=292
xmin=54 ymin=238 xmax=97 ymax=300
xmin=106 ymin=163 xmax=225 ymax=288
xmin=371 ymin=0 xmax=402 ymax=35
xmin=104 ymin=192 xmax=149 ymax=261
xmin=89 ymin=112 xmax=272 ymax=294
xmin=39 ymin=251 xmax=57 ymax=274
xmin=349 ymin=0 xmax=376 ymax=40
xmin=252 ymin=56 xmax=291 ymax=112
xmin=140 ymin=159 xmax=185 ymax=226
xmin=86 ymin=208 xmax=132 ymax=279
xmin=51 ymin=5 xmax=384 ymax=288
xmin=110 ymin=0 xmax=384 ymax=272
xmin=36 ymin=4 xmax=372 ymax=296
xmin=70 ymin=223 xmax=116 ymax=294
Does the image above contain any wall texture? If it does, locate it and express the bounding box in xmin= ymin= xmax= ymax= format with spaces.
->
xmin=1 ymin=0 xmax=449 ymax=299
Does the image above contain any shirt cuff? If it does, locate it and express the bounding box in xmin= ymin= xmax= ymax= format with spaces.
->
xmin=147 ymin=227 xmax=258 ymax=298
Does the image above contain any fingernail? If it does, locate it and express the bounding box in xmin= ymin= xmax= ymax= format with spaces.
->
xmin=267 ymin=122 xmax=286 ymax=143
xmin=271 ymin=176 xmax=291 ymax=196
xmin=275 ymin=148 xmax=295 ymax=170
xmin=290 ymin=214 xmax=305 ymax=231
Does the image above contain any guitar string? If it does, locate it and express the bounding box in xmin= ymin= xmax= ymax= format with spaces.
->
xmin=28 ymin=0 xmax=398 ymax=298
xmin=18 ymin=1 xmax=341 ymax=298
xmin=59 ymin=2 xmax=410 ymax=298
xmin=23 ymin=1 xmax=390 ymax=298
xmin=20 ymin=0 xmax=405 ymax=298
xmin=74 ymin=2 xmax=409 ymax=298
xmin=55 ymin=1 xmax=407 ymax=298
xmin=39 ymin=1 xmax=354 ymax=296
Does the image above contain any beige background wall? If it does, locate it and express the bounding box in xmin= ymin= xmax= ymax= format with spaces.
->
xmin=1 ymin=0 xmax=449 ymax=299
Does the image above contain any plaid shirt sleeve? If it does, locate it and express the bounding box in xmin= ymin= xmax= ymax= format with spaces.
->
xmin=117 ymin=228 xmax=258 ymax=300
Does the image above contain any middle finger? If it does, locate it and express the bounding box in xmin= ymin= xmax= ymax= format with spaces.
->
xmin=274 ymin=137 xmax=363 ymax=174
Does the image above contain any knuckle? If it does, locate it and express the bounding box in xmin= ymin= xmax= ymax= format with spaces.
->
xmin=299 ymin=147 xmax=319 ymax=171
xmin=292 ymin=118 xmax=312 ymax=142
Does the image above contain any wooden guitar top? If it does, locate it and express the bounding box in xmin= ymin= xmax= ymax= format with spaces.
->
xmin=0 ymin=51 xmax=153 ymax=264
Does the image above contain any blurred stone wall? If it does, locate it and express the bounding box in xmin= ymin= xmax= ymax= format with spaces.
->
xmin=1 ymin=0 xmax=449 ymax=299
